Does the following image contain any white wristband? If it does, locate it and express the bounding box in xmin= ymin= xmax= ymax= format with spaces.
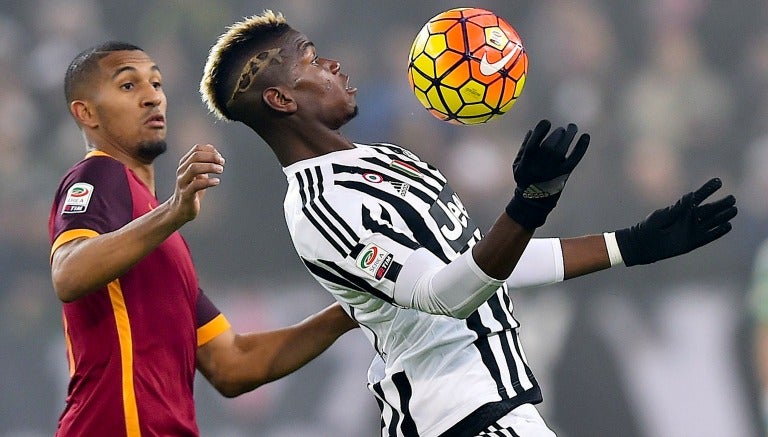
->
xmin=603 ymin=232 xmax=624 ymax=266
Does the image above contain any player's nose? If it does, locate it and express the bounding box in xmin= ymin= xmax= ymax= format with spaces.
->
xmin=323 ymin=58 xmax=341 ymax=74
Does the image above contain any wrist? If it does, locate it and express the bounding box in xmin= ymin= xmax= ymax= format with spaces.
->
xmin=505 ymin=191 xmax=551 ymax=230
xmin=156 ymin=199 xmax=193 ymax=230
xmin=614 ymin=226 xmax=643 ymax=267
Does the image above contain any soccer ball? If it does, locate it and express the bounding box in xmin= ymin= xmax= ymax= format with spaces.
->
xmin=407 ymin=7 xmax=528 ymax=125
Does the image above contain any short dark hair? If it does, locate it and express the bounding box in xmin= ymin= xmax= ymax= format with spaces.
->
xmin=64 ymin=41 xmax=144 ymax=104
xmin=200 ymin=10 xmax=290 ymax=121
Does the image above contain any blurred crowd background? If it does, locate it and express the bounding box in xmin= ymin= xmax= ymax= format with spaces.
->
xmin=1 ymin=0 xmax=767 ymax=436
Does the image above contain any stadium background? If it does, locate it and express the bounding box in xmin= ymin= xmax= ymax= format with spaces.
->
xmin=0 ymin=0 xmax=766 ymax=435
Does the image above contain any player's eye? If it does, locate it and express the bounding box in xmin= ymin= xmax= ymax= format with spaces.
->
xmin=120 ymin=82 xmax=134 ymax=90
xmin=311 ymin=54 xmax=319 ymax=66
xmin=152 ymin=81 xmax=162 ymax=90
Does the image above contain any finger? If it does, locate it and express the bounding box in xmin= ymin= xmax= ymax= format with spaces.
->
xmin=188 ymin=161 xmax=224 ymax=177
xmin=699 ymin=204 xmax=738 ymax=230
xmin=541 ymin=126 xmax=565 ymax=153
xmin=178 ymin=146 xmax=200 ymax=166
xmin=178 ymin=162 xmax=224 ymax=187
xmin=513 ymin=130 xmax=532 ymax=166
xmin=553 ymin=123 xmax=578 ymax=157
xmin=698 ymin=222 xmax=733 ymax=247
xmin=193 ymin=151 xmax=225 ymax=165
xmin=516 ymin=123 xmax=548 ymax=169
xmin=695 ymin=195 xmax=736 ymax=220
xmin=562 ymin=133 xmax=590 ymax=171
xmin=187 ymin=173 xmax=221 ymax=192
xmin=179 ymin=144 xmax=225 ymax=167
xmin=178 ymin=151 xmax=226 ymax=179
xmin=527 ymin=119 xmax=552 ymax=149
xmin=668 ymin=184 xmax=703 ymax=215
xmin=691 ymin=178 xmax=723 ymax=206
xmin=189 ymin=147 xmax=226 ymax=165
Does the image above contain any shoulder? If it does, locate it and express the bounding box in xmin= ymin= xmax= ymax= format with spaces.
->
xmin=59 ymin=154 xmax=127 ymax=190
xmin=367 ymin=142 xmax=425 ymax=163
xmin=53 ymin=154 xmax=130 ymax=210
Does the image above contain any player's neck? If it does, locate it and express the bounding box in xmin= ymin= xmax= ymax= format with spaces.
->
xmin=87 ymin=142 xmax=156 ymax=193
xmin=266 ymin=128 xmax=354 ymax=167
xmin=128 ymin=164 xmax=156 ymax=194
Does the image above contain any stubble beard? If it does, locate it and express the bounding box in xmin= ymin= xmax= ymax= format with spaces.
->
xmin=137 ymin=139 xmax=168 ymax=162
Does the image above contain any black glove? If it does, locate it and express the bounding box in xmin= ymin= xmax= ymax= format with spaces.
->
xmin=505 ymin=119 xmax=590 ymax=229
xmin=615 ymin=178 xmax=738 ymax=266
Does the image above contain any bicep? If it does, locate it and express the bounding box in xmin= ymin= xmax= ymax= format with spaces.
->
xmin=195 ymin=327 xmax=237 ymax=377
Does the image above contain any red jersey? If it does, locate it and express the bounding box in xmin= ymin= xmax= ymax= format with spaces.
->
xmin=48 ymin=151 xmax=230 ymax=437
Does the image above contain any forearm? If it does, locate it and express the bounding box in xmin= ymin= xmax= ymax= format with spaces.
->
xmin=51 ymin=201 xmax=186 ymax=302
xmin=561 ymin=234 xmax=612 ymax=280
xmin=211 ymin=303 xmax=357 ymax=396
xmin=248 ymin=303 xmax=357 ymax=382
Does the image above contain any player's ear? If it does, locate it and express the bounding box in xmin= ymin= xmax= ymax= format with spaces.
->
xmin=263 ymin=87 xmax=296 ymax=114
xmin=70 ymin=100 xmax=98 ymax=128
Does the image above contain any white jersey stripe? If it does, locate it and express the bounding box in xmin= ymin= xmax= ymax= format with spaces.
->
xmin=296 ymin=171 xmax=350 ymax=255
xmin=297 ymin=168 xmax=358 ymax=254
xmin=507 ymin=331 xmax=534 ymax=391
xmin=311 ymin=167 xmax=360 ymax=244
xmin=510 ymin=330 xmax=535 ymax=388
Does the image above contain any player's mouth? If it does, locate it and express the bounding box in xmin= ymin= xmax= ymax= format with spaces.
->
xmin=344 ymin=75 xmax=357 ymax=94
xmin=144 ymin=113 xmax=166 ymax=128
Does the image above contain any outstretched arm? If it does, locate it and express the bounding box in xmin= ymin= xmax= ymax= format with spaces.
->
xmin=196 ymin=302 xmax=358 ymax=398
xmin=507 ymin=178 xmax=737 ymax=288
xmin=560 ymin=177 xmax=737 ymax=280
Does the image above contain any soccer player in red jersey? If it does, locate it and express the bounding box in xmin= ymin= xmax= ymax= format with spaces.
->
xmin=49 ymin=41 xmax=358 ymax=437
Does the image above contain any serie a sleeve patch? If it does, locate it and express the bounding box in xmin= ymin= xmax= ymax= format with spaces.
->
xmin=355 ymin=243 xmax=394 ymax=280
xmin=62 ymin=182 xmax=94 ymax=214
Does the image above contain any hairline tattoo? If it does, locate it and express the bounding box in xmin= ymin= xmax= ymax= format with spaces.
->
xmin=228 ymin=48 xmax=284 ymax=104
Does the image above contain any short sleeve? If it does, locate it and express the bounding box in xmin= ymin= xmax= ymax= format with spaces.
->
xmin=196 ymin=289 xmax=231 ymax=347
xmin=50 ymin=156 xmax=134 ymax=244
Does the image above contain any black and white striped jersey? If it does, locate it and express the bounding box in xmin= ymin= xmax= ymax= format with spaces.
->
xmin=283 ymin=143 xmax=544 ymax=437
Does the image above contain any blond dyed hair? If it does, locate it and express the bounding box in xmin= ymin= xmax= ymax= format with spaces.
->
xmin=200 ymin=10 xmax=288 ymax=121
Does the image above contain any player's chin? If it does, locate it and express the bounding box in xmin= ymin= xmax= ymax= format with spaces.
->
xmin=339 ymin=105 xmax=358 ymax=126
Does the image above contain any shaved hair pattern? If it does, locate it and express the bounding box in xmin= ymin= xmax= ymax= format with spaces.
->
xmin=228 ymin=48 xmax=284 ymax=105
xmin=200 ymin=9 xmax=290 ymax=121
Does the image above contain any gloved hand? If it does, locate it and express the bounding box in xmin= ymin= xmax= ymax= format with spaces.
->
xmin=615 ymin=178 xmax=738 ymax=266
xmin=505 ymin=119 xmax=590 ymax=229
